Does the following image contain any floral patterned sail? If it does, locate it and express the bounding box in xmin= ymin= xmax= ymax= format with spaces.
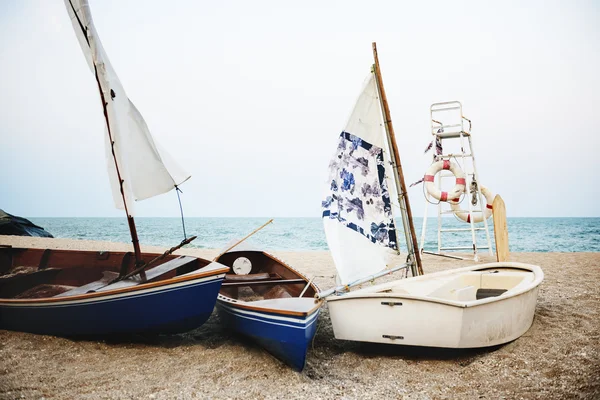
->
xmin=322 ymin=73 xmax=399 ymax=285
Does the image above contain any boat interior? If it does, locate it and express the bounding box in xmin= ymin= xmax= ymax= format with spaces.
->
xmin=217 ymin=251 xmax=317 ymax=304
xmin=0 ymin=246 xmax=213 ymax=300
xmin=369 ymin=266 xmax=537 ymax=303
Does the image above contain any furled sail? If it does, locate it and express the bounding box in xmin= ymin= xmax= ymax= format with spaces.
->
xmin=65 ymin=0 xmax=190 ymax=214
xmin=322 ymin=73 xmax=399 ymax=285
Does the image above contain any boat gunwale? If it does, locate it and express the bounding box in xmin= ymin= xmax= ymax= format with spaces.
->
xmin=217 ymin=250 xmax=322 ymax=317
xmin=217 ymin=294 xmax=322 ymax=318
xmin=0 ymin=263 xmax=229 ymax=305
xmin=325 ymin=262 xmax=544 ymax=308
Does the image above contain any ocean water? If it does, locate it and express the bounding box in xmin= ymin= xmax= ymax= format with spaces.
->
xmin=29 ymin=217 xmax=600 ymax=253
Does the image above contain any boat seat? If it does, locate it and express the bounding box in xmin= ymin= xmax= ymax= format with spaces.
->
xmin=476 ymin=288 xmax=507 ymax=300
xmin=455 ymin=285 xmax=476 ymax=301
xmin=55 ymin=256 xmax=198 ymax=297
xmin=225 ymin=273 xmax=271 ymax=282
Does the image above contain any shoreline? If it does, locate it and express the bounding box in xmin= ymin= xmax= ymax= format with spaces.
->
xmin=0 ymin=235 xmax=598 ymax=399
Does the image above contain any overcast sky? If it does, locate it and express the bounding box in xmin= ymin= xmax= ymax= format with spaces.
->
xmin=1 ymin=0 xmax=598 ymax=218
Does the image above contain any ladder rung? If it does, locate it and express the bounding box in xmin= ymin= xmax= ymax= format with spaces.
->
xmin=440 ymin=246 xmax=490 ymax=250
xmin=431 ymin=105 xmax=461 ymax=112
xmin=439 ymin=153 xmax=473 ymax=158
xmin=432 ymin=124 xmax=462 ymax=130
xmin=441 ymin=210 xmax=486 ymax=214
xmin=440 ymin=228 xmax=485 ymax=232
xmin=432 ymin=131 xmax=471 ymax=138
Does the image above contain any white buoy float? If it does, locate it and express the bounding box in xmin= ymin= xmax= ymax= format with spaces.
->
xmin=424 ymin=160 xmax=466 ymax=202
xmin=451 ymin=186 xmax=494 ymax=223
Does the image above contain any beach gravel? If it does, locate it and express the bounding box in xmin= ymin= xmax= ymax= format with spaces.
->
xmin=0 ymin=236 xmax=598 ymax=399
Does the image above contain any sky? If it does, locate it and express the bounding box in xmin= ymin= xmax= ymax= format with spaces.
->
xmin=0 ymin=0 xmax=598 ymax=218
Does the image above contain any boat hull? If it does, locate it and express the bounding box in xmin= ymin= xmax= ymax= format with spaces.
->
xmin=0 ymin=274 xmax=225 ymax=336
xmin=326 ymin=262 xmax=543 ymax=348
xmin=216 ymin=298 xmax=320 ymax=371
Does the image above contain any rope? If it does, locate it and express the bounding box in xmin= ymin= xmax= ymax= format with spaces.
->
xmin=175 ymin=185 xmax=187 ymax=240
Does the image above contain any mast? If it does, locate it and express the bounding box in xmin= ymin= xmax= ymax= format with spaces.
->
xmin=371 ymin=42 xmax=424 ymax=276
xmin=67 ymin=0 xmax=142 ymax=266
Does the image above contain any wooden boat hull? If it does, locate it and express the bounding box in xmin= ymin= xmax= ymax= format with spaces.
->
xmin=215 ymin=250 xmax=320 ymax=370
xmin=216 ymin=297 xmax=320 ymax=371
xmin=326 ymin=262 xmax=543 ymax=348
xmin=0 ymin=274 xmax=224 ymax=335
xmin=0 ymin=247 xmax=228 ymax=336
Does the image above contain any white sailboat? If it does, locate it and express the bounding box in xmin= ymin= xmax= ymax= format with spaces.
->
xmin=0 ymin=0 xmax=229 ymax=337
xmin=317 ymin=43 xmax=544 ymax=348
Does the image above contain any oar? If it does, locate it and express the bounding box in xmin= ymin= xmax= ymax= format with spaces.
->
xmin=213 ymin=219 xmax=274 ymax=261
xmin=106 ymin=235 xmax=197 ymax=286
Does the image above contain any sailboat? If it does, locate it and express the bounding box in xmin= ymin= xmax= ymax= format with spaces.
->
xmin=0 ymin=0 xmax=229 ymax=336
xmin=212 ymin=221 xmax=321 ymax=371
xmin=215 ymin=249 xmax=320 ymax=371
xmin=317 ymin=43 xmax=544 ymax=348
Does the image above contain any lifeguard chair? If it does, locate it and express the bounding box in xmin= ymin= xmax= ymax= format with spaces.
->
xmin=418 ymin=101 xmax=493 ymax=261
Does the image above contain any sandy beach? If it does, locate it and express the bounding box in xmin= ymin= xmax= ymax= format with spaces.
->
xmin=0 ymin=235 xmax=598 ymax=399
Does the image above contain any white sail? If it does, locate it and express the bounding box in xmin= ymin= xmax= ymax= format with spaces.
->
xmin=65 ymin=0 xmax=190 ymax=214
xmin=322 ymin=73 xmax=399 ymax=285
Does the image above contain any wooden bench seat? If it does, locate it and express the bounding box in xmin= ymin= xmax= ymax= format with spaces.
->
xmin=55 ymin=256 xmax=197 ymax=297
xmin=224 ymin=272 xmax=270 ymax=282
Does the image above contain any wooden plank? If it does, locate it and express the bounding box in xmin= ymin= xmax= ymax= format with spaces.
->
xmin=143 ymin=256 xmax=196 ymax=281
xmin=224 ymin=273 xmax=270 ymax=282
xmin=54 ymin=271 xmax=122 ymax=297
xmin=55 ymin=256 xmax=197 ymax=297
xmin=492 ymin=195 xmax=509 ymax=262
xmin=222 ymin=279 xmax=306 ymax=287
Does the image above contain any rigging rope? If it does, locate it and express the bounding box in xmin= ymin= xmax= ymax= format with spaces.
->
xmin=175 ymin=185 xmax=187 ymax=240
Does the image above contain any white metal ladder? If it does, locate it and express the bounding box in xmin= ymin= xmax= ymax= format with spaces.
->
xmin=418 ymin=101 xmax=493 ymax=261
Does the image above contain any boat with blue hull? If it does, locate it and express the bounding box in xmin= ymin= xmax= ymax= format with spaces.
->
xmin=0 ymin=247 xmax=228 ymax=336
xmin=0 ymin=0 xmax=230 ymax=337
xmin=215 ymin=250 xmax=321 ymax=371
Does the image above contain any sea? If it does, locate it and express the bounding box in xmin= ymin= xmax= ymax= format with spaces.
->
xmin=28 ymin=217 xmax=600 ymax=253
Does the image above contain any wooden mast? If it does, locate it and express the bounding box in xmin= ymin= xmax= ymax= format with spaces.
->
xmin=67 ymin=0 xmax=142 ymax=267
xmin=371 ymin=42 xmax=424 ymax=276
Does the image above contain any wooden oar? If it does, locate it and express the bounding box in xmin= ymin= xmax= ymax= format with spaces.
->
xmin=107 ymin=235 xmax=197 ymax=285
xmin=213 ymin=219 xmax=274 ymax=261
xmin=492 ymin=195 xmax=509 ymax=262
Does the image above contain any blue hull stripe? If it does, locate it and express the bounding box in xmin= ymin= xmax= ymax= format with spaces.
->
xmin=216 ymin=301 xmax=320 ymax=370
xmin=217 ymin=302 xmax=319 ymax=329
xmin=0 ymin=276 xmax=225 ymax=335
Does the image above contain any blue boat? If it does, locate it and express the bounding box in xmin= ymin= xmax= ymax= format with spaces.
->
xmin=215 ymin=250 xmax=321 ymax=371
xmin=0 ymin=246 xmax=228 ymax=336
xmin=0 ymin=1 xmax=229 ymax=337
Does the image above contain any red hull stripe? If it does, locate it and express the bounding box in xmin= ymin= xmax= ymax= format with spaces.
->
xmin=442 ymin=160 xmax=451 ymax=170
xmin=424 ymin=175 xmax=435 ymax=182
xmin=456 ymin=178 xmax=466 ymax=185
xmin=440 ymin=192 xmax=448 ymax=202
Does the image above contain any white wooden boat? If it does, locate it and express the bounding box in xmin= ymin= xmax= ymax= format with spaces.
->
xmin=318 ymin=43 xmax=543 ymax=349
xmin=327 ymin=262 xmax=543 ymax=348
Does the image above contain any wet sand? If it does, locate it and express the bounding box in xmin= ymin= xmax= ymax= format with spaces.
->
xmin=0 ymin=236 xmax=598 ymax=399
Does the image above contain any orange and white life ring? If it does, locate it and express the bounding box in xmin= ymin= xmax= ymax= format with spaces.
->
xmin=424 ymin=160 xmax=466 ymax=202
xmin=450 ymin=186 xmax=494 ymax=223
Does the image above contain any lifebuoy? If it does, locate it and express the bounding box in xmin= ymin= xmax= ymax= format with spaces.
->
xmin=450 ymin=186 xmax=494 ymax=223
xmin=424 ymin=160 xmax=466 ymax=202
